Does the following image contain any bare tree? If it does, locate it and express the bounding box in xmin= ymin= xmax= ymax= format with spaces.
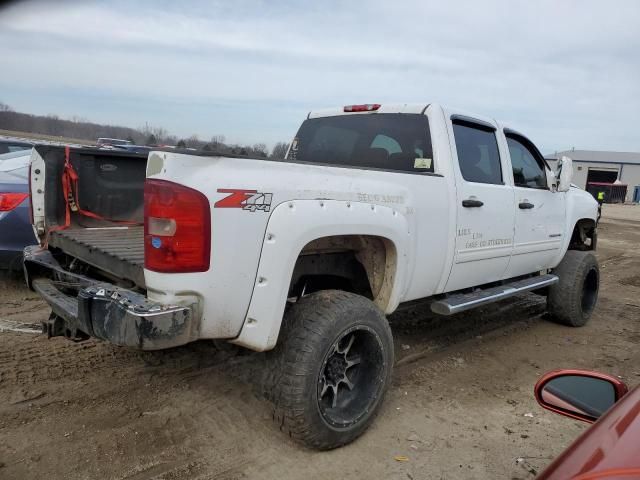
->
xmin=270 ymin=142 xmax=289 ymax=159
xmin=151 ymin=126 xmax=168 ymax=143
xmin=210 ymin=134 xmax=226 ymax=146
xmin=47 ymin=114 xmax=61 ymax=136
xmin=252 ymin=143 xmax=267 ymax=157
xmin=186 ymin=134 xmax=201 ymax=148
xmin=164 ymin=135 xmax=178 ymax=146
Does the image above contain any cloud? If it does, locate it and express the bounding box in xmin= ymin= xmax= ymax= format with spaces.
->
xmin=0 ymin=0 xmax=638 ymax=150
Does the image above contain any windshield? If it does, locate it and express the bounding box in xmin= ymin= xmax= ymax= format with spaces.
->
xmin=0 ymin=141 xmax=32 ymax=154
xmin=287 ymin=113 xmax=433 ymax=173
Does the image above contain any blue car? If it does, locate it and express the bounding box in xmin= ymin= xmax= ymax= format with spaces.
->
xmin=0 ymin=150 xmax=37 ymax=270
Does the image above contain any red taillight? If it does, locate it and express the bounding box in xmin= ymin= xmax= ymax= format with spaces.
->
xmin=144 ymin=179 xmax=211 ymax=273
xmin=344 ymin=104 xmax=381 ymax=112
xmin=0 ymin=192 xmax=29 ymax=212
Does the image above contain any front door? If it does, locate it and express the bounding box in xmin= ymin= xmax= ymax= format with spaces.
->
xmin=445 ymin=118 xmax=515 ymax=292
xmin=503 ymin=133 xmax=566 ymax=277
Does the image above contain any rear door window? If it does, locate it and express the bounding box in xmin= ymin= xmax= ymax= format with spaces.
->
xmin=452 ymin=122 xmax=503 ymax=185
xmin=287 ymin=114 xmax=433 ymax=173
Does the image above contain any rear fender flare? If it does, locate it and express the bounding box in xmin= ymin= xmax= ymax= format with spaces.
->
xmin=231 ymin=199 xmax=410 ymax=351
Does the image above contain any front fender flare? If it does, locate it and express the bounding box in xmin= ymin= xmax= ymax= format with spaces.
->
xmin=552 ymin=189 xmax=598 ymax=266
xmin=231 ymin=199 xmax=410 ymax=351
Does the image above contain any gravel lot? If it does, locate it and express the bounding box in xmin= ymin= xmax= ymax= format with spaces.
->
xmin=1 ymin=205 xmax=639 ymax=480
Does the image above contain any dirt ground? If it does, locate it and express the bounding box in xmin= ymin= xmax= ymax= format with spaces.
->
xmin=1 ymin=206 xmax=639 ymax=480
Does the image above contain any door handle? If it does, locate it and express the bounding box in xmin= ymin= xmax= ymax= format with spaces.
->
xmin=519 ymin=201 xmax=535 ymax=209
xmin=462 ymin=198 xmax=484 ymax=208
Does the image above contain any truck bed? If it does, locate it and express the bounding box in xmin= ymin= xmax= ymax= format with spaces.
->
xmin=49 ymin=226 xmax=145 ymax=288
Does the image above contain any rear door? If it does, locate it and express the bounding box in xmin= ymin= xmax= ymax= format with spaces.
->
xmin=502 ymin=131 xmax=565 ymax=277
xmin=444 ymin=116 xmax=515 ymax=292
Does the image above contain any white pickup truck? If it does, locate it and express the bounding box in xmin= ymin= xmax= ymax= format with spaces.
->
xmin=25 ymin=103 xmax=599 ymax=449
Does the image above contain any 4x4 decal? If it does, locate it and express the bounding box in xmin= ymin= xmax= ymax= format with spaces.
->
xmin=215 ymin=189 xmax=273 ymax=212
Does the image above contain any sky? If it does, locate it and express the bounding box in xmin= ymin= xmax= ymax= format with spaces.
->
xmin=0 ymin=0 xmax=639 ymax=152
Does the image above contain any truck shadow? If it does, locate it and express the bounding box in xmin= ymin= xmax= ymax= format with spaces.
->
xmin=128 ymin=292 xmax=549 ymax=392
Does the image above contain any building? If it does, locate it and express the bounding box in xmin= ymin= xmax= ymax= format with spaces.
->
xmin=545 ymin=150 xmax=640 ymax=203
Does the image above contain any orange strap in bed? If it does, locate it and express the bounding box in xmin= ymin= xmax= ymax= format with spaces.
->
xmin=44 ymin=146 xmax=141 ymax=246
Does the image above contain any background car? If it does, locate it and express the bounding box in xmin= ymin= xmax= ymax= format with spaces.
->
xmin=111 ymin=144 xmax=152 ymax=154
xmin=96 ymin=137 xmax=132 ymax=147
xmin=0 ymin=149 xmax=37 ymax=270
xmin=534 ymin=369 xmax=640 ymax=479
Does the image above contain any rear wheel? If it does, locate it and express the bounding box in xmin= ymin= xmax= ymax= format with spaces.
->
xmin=265 ymin=290 xmax=393 ymax=450
xmin=547 ymin=250 xmax=599 ymax=327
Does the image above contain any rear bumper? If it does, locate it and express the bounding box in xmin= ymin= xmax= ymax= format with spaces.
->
xmin=24 ymin=246 xmax=196 ymax=350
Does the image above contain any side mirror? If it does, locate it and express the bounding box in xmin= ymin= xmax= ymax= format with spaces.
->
xmin=556 ymin=155 xmax=573 ymax=192
xmin=534 ymin=370 xmax=628 ymax=423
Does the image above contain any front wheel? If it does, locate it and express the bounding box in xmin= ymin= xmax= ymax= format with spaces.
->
xmin=266 ymin=290 xmax=394 ymax=450
xmin=547 ymin=250 xmax=599 ymax=327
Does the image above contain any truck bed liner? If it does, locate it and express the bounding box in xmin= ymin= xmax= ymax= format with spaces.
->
xmin=48 ymin=226 xmax=145 ymax=288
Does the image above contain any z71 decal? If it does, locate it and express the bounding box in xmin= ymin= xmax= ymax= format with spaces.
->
xmin=215 ymin=189 xmax=273 ymax=212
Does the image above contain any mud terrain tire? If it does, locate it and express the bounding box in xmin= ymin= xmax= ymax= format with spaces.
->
xmin=266 ymin=290 xmax=394 ymax=450
xmin=548 ymin=250 xmax=599 ymax=327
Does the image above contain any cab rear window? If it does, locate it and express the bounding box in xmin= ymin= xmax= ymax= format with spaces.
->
xmin=286 ymin=114 xmax=433 ymax=173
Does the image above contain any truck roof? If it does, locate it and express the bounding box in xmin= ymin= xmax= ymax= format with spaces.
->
xmin=307 ymin=103 xmax=500 ymax=127
xmin=308 ymin=103 xmax=430 ymax=119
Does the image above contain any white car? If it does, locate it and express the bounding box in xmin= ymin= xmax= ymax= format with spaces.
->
xmin=25 ymin=103 xmax=599 ymax=449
